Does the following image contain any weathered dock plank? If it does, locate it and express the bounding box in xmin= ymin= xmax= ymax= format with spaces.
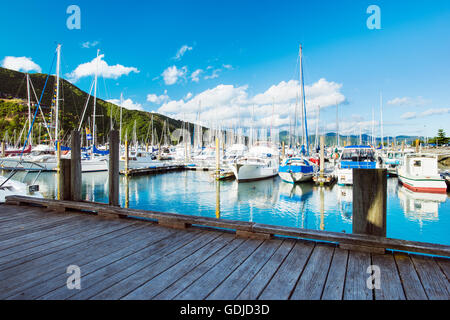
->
xmin=411 ymin=254 xmax=450 ymax=300
xmin=173 ymin=239 xmax=263 ymax=300
xmin=321 ymin=247 xmax=348 ymax=300
xmin=290 ymin=244 xmax=335 ymax=300
xmin=393 ymin=252 xmax=428 ymax=300
xmin=372 ymin=252 xmax=406 ymax=300
xmin=258 ymin=241 xmax=314 ymax=300
xmin=343 ymin=251 xmax=373 ymax=300
xmin=153 ymin=238 xmax=246 ymax=300
xmin=206 ymin=239 xmax=282 ymax=300
xmin=122 ymin=232 xmax=236 ymax=300
xmin=1 ymin=203 xmax=449 ymax=300
xmin=236 ymin=240 xmax=295 ymax=300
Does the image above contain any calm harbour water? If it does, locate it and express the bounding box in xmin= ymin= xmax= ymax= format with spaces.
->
xmin=4 ymin=169 xmax=450 ymax=246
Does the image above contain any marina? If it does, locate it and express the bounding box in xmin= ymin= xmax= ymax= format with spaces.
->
xmin=1 ymin=1 xmax=450 ymax=305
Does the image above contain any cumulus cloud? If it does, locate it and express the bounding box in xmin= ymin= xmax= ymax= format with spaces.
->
xmin=191 ymin=69 xmax=203 ymax=82
xmin=162 ymin=65 xmax=187 ymax=85
xmin=174 ymin=45 xmax=193 ymax=60
xmin=107 ymin=98 xmax=143 ymax=111
xmin=387 ymin=96 xmax=431 ymax=107
xmin=1 ymin=56 xmax=42 ymax=73
xmin=147 ymin=90 xmax=169 ymax=104
xmin=66 ymin=54 xmax=139 ymax=82
xmin=157 ymin=78 xmax=346 ymax=129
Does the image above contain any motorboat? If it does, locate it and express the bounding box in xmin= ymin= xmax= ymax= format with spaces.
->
xmin=230 ymin=142 xmax=279 ymax=182
xmin=278 ymin=157 xmax=316 ymax=183
xmin=398 ymin=153 xmax=447 ymax=194
xmin=336 ymin=145 xmax=377 ymax=185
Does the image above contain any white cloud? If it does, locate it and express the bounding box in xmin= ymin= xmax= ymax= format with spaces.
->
xmin=223 ymin=64 xmax=233 ymax=70
xmin=174 ymin=45 xmax=193 ymax=60
xmin=191 ymin=69 xmax=203 ymax=82
xmin=401 ymin=112 xmax=417 ymax=120
xmin=162 ymin=65 xmax=187 ymax=85
xmin=387 ymin=96 xmax=431 ymax=107
xmin=81 ymin=41 xmax=99 ymax=49
xmin=107 ymin=98 xmax=143 ymax=111
xmin=204 ymin=69 xmax=221 ymax=80
xmin=66 ymin=54 xmax=139 ymax=82
xmin=147 ymin=90 xmax=169 ymax=104
xmin=1 ymin=56 xmax=41 ymax=73
xmin=421 ymin=108 xmax=450 ymax=117
xmin=184 ymin=92 xmax=193 ymax=100
xmin=157 ymin=78 xmax=346 ymax=129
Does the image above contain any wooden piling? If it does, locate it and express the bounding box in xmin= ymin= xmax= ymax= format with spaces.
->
xmin=282 ymin=141 xmax=285 ymax=159
xmin=215 ymin=137 xmax=220 ymax=180
xmin=343 ymin=169 xmax=387 ymax=254
xmin=319 ymin=136 xmax=325 ymax=181
xmin=70 ymin=130 xmax=82 ymax=202
xmin=58 ymin=159 xmax=71 ymax=202
xmin=109 ymin=130 xmax=120 ymax=207
xmin=124 ymin=140 xmax=129 ymax=176
xmin=1 ymin=141 xmax=5 ymax=157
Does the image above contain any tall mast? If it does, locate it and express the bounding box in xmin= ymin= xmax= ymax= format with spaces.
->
xmin=380 ymin=92 xmax=383 ymax=148
xmin=315 ymin=105 xmax=320 ymax=149
xmin=26 ymin=73 xmax=32 ymax=146
xmin=299 ymin=44 xmax=309 ymax=154
xmin=371 ymin=106 xmax=375 ymax=146
xmin=55 ymin=44 xmax=61 ymax=145
xmin=92 ymin=49 xmax=100 ymax=147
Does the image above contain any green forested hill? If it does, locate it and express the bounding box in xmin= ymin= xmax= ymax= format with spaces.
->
xmin=0 ymin=67 xmax=191 ymax=145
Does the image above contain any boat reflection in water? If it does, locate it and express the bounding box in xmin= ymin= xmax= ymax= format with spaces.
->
xmin=398 ymin=185 xmax=447 ymax=225
xmin=337 ymin=185 xmax=352 ymax=223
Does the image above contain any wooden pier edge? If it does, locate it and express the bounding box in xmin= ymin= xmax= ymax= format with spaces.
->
xmin=4 ymin=195 xmax=450 ymax=258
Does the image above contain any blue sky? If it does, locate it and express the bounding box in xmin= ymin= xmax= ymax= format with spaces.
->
xmin=1 ymin=0 xmax=449 ymax=137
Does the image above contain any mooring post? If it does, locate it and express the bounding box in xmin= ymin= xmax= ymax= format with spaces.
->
xmin=125 ymin=140 xmax=129 ymax=176
xmin=70 ymin=130 xmax=82 ymax=201
xmin=58 ymin=158 xmax=71 ymax=201
xmin=282 ymin=141 xmax=285 ymax=159
xmin=342 ymin=169 xmax=387 ymax=254
xmin=215 ymin=137 xmax=220 ymax=180
xmin=320 ymin=136 xmax=325 ymax=182
xmin=109 ymin=130 xmax=120 ymax=207
xmin=1 ymin=141 xmax=5 ymax=157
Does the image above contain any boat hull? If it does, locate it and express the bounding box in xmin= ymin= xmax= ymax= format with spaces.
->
xmin=232 ymin=164 xmax=278 ymax=182
xmin=398 ymin=174 xmax=447 ymax=194
xmin=278 ymin=171 xmax=313 ymax=184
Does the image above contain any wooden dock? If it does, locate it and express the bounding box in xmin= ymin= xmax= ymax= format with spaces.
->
xmin=0 ymin=198 xmax=449 ymax=300
xmin=120 ymin=165 xmax=185 ymax=176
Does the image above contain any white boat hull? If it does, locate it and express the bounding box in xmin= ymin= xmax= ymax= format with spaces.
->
xmin=231 ymin=163 xmax=278 ymax=182
xmin=278 ymin=171 xmax=313 ymax=184
xmin=337 ymin=168 xmax=353 ymax=185
xmin=398 ymin=173 xmax=447 ymax=194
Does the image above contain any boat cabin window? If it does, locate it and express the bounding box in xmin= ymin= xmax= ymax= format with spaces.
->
xmin=341 ymin=148 xmax=375 ymax=162
xmin=413 ymin=160 xmax=421 ymax=167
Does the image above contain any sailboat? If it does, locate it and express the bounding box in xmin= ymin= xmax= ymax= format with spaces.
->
xmin=278 ymin=44 xmax=316 ymax=183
